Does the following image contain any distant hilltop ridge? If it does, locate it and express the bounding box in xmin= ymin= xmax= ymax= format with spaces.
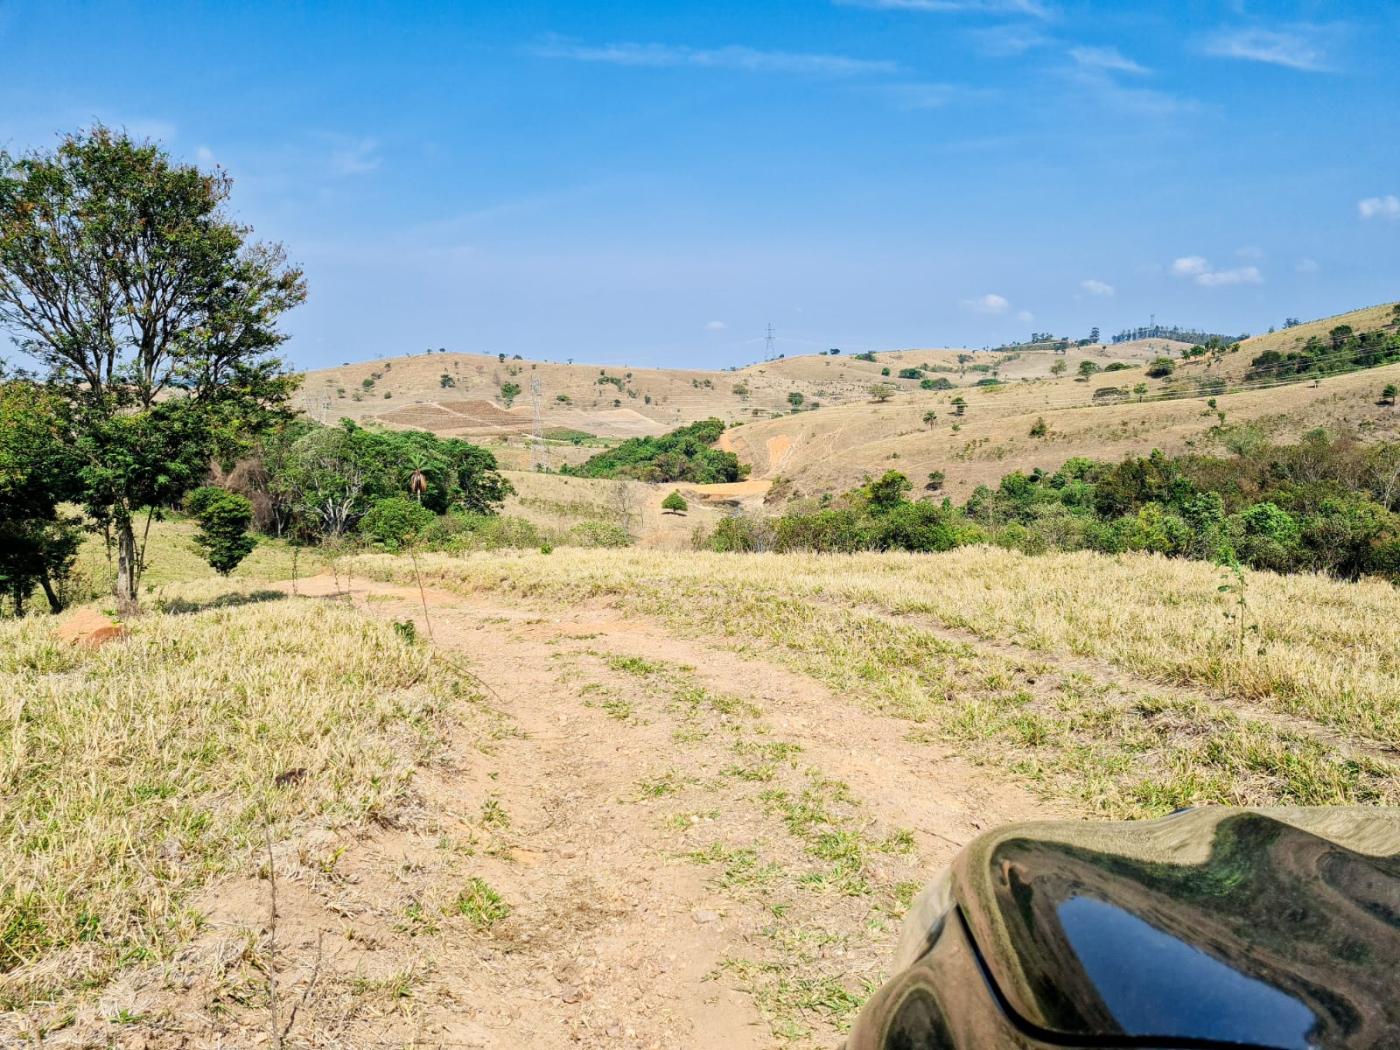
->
xmin=1110 ymin=323 xmax=1249 ymax=345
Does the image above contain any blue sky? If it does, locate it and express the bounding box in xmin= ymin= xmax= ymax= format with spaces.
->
xmin=3 ymin=1 xmax=1398 ymax=368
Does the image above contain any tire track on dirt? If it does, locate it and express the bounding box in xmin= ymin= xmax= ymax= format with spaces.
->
xmin=264 ymin=573 xmax=1048 ymax=1048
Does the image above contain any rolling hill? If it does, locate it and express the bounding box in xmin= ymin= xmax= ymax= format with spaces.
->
xmin=291 ymin=340 xmax=1170 ymax=439
xmin=292 ymin=302 xmax=1400 ymax=503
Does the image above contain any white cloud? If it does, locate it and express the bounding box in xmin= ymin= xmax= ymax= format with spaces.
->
xmin=194 ymin=145 xmax=217 ymax=166
xmin=1065 ymin=68 xmax=1189 ymax=116
xmin=534 ymin=37 xmax=898 ymax=76
xmin=876 ymin=82 xmax=964 ymax=109
xmin=969 ymin=24 xmax=1052 ymax=56
xmin=1016 ymin=309 xmax=1035 ymax=323
xmin=1080 ymin=278 xmax=1115 ymax=297
xmin=705 ymin=320 xmax=727 ymax=331
xmin=1235 ymin=245 xmax=1265 ymax=259
xmin=837 ymin=0 xmax=1053 ymax=16
xmin=1069 ymin=45 xmax=1148 ymax=75
xmin=1359 ymin=195 xmax=1400 ymax=221
xmin=1202 ymin=27 xmax=1329 ymax=72
xmin=1195 ymin=265 xmax=1262 ymax=287
xmin=1295 ymin=257 xmax=1320 ymax=274
xmin=1171 ymin=255 xmax=1262 ymax=287
xmin=963 ymin=292 xmax=1011 ymax=314
xmin=326 ymin=136 xmax=381 ymax=176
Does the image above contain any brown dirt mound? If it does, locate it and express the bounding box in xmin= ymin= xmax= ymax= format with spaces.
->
xmin=55 ymin=607 xmax=125 ymax=648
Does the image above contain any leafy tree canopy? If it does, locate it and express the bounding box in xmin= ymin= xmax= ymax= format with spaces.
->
xmin=0 ymin=126 xmax=305 ymax=608
xmin=564 ymin=419 xmax=747 ymax=484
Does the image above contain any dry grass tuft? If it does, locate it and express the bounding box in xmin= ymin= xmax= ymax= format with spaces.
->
xmin=0 ymin=584 xmax=457 ymax=1007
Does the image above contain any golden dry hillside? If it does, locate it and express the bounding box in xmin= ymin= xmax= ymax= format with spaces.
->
xmin=292 ymin=301 xmax=1399 ymax=504
xmin=291 ymin=341 xmax=1162 ymax=439
xmin=721 ymin=303 xmax=1400 ymax=498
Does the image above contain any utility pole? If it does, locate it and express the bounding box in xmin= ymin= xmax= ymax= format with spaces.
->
xmin=530 ymin=375 xmax=548 ymax=471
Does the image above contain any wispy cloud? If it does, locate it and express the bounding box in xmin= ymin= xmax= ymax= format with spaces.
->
xmin=963 ymin=292 xmax=1011 ymax=314
xmin=705 ymin=320 xmax=727 ymax=331
xmin=1172 ymin=255 xmax=1262 ymax=286
xmin=325 ymin=136 xmax=381 ymax=176
xmin=1065 ymin=68 xmax=1189 ymax=116
xmin=534 ymin=37 xmax=898 ymax=77
xmin=1069 ymin=45 xmax=1149 ymax=75
xmin=1359 ymin=194 xmax=1400 ymax=221
xmin=873 ymin=81 xmax=973 ymax=109
xmin=837 ymin=0 xmax=1053 ymax=18
xmin=969 ymin=24 xmax=1053 ymax=55
xmin=1201 ymin=27 xmax=1331 ymax=72
xmin=1296 ymin=258 xmax=1320 ymax=273
xmin=1080 ymin=278 xmax=1115 ymax=296
xmin=1196 ymin=266 xmax=1261 ymax=287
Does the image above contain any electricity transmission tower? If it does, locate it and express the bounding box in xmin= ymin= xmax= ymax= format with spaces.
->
xmin=530 ymin=375 xmax=548 ymax=471
xmin=764 ymin=323 xmax=775 ymax=359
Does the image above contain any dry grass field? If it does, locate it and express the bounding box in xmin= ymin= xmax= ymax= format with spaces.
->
xmin=7 ymin=523 xmax=1399 ymax=1047
xmin=10 ymin=302 xmax=1400 ymax=1047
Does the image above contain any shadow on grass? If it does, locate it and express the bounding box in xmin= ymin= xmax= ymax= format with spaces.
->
xmin=155 ymin=589 xmax=287 ymax=615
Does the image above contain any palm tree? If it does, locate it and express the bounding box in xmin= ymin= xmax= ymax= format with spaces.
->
xmin=407 ymin=452 xmax=430 ymax=503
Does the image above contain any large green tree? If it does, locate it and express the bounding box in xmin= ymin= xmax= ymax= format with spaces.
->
xmin=0 ymin=380 xmax=84 ymax=613
xmin=274 ymin=421 xmax=512 ymax=539
xmin=0 ymin=127 xmax=305 ymax=610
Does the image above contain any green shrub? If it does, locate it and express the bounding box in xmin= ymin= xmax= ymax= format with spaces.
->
xmin=359 ymin=496 xmax=435 ymax=552
xmin=869 ymin=501 xmax=959 ymax=552
xmin=565 ymin=521 xmax=632 ymax=548
xmin=774 ymin=508 xmax=873 ymax=553
xmin=419 ymin=512 xmax=543 ymax=551
xmin=186 ymin=487 xmax=256 ymax=575
xmin=662 ymin=490 xmax=688 ymax=514
xmin=704 ymin=515 xmax=775 ymax=552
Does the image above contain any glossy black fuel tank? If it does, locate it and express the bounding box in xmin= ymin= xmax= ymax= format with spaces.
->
xmin=850 ymin=807 xmax=1400 ymax=1050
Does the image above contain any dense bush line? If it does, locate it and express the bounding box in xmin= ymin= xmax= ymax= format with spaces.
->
xmin=704 ymin=430 xmax=1400 ymax=582
xmin=1246 ymin=308 xmax=1400 ymax=383
xmin=562 ymin=418 xmax=748 ymax=483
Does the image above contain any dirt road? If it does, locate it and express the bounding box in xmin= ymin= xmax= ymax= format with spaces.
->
xmin=116 ymin=574 xmax=1048 ymax=1049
